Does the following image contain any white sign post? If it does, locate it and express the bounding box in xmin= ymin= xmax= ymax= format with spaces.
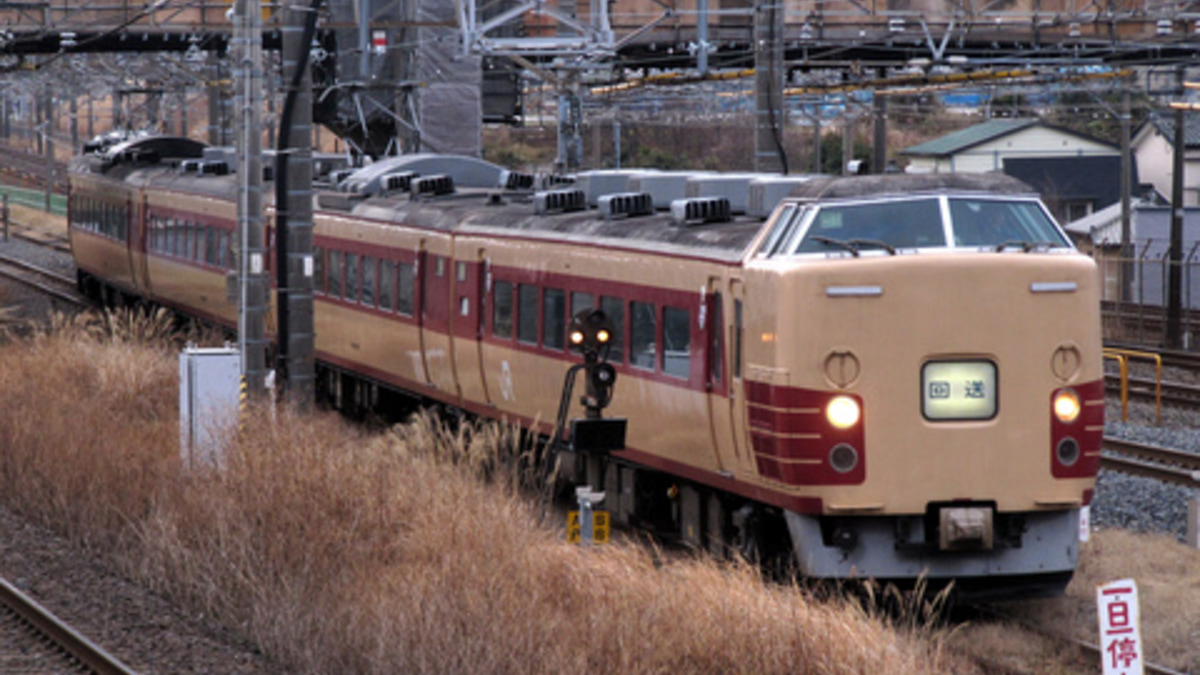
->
xmin=1097 ymin=578 xmax=1144 ymax=675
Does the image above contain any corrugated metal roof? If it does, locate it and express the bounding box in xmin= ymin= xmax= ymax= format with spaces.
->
xmin=900 ymin=118 xmax=1040 ymax=157
xmin=1145 ymin=114 xmax=1200 ymax=149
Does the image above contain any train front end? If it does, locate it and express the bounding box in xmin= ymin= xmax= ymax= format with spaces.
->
xmin=746 ymin=176 xmax=1103 ymax=596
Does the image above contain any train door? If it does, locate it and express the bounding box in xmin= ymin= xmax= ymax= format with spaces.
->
xmin=725 ymin=278 xmax=756 ymax=478
xmin=420 ymin=242 xmax=460 ymax=400
xmin=705 ymin=277 xmax=735 ymax=474
xmin=133 ymin=194 xmax=152 ymax=295
xmin=449 ymin=248 xmax=490 ymax=406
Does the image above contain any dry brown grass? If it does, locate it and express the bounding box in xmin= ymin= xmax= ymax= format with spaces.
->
xmin=950 ymin=529 xmax=1200 ymax=674
xmin=0 ymin=311 xmax=978 ymax=674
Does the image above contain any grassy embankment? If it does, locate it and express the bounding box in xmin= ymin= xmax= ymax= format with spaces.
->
xmin=0 ymin=310 xmax=975 ymax=674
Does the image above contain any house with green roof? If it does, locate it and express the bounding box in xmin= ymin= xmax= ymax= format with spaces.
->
xmin=899 ymin=118 xmax=1119 ymax=174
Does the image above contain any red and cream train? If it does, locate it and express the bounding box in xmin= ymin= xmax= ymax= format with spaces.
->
xmin=69 ymin=136 xmax=1104 ymax=597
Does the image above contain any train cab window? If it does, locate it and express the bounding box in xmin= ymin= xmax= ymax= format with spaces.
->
xmin=362 ymin=256 xmax=377 ymax=307
xmin=517 ymin=284 xmax=539 ymax=345
xmin=662 ymin=306 xmax=691 ymax=379
xmin=630 ymin=301 xmax=657 ymax=371
xmin=313 ymin=247 xmax=326 ymax=295
xmin=493 ymin=280 xmax=514 ymax=339
xmin=795 ymin=198 xmax=944 ymax=254
xmin=543 ymin=288 xmax=566 ymax=350
xmin=378 ymin=259 xmax=395 ymax=310
xmin=345 ymin=253 xmax=361 ymax=303
xmin=600 ymin=296 xmax=625 ymax=364
xmin=328 ymin=251 xmax=344 ymax=299
xmin=397 ymin=262 xmax=415 ymax=316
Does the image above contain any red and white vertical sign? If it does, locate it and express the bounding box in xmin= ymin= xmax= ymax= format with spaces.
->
xmin=1097 ymin=579 xmax=1144 ymax=675
xmin=371 ymin=30 xmax=387 ymax=55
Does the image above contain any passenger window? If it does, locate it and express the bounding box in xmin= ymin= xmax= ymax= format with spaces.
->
xmin=361 ymin=256 xmax=376 ymax=306
xmin=630 ymin=301 xmax=657 ymax=370
xmin=493 ymin=280 xmax=514 ymax=338
xmin=313 ymin=247 xmax=326 ymax=295
xmin=218 ymin=230 xmax=231 ymax=269
xmin=204 ymin=227 xmax=218 ymax=266
xmin=517 ymin=284 xmax=539 ymax=345
xmin=328 ymin=251 xmax=343 ymax=298
xmin=571 ymin=292 xmax=594 ymax=318
xmin=543 ymin=288 xmax=566 ymax=350
xmin=600 ymin=296 xmax=624 ymax=364
xmin=165 ymin=221 xmax=176 ymax=257
xmin=184 ymin=223 xmax=195 ymax=260
xmin=662 ymin=306 xmax=690 ymax=379
xmin=379 ymin=260 xmax=395 ymax=310
xmin=397 ymin=262 xmax=415 ymax=315
xmin=345 ymin=253 xmax=360 ymax=303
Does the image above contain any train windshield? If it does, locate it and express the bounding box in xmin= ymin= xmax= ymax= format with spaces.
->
xmin=782 ymin=195 xmax=1071 ymax=257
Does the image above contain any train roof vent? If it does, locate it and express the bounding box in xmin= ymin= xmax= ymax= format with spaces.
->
xmin=382 ymin=171 xmax=419 ymax=194
xmin=179 ymin=159 xmax=202 ymax=174
xmin=670 ymin=197 xmax=732 ymax=227
xmin=198 ymin=161 xmax=230 ymax=176
xmin=538 ymin=174 xmax=577 ymax=190
xmin=533 ymin=188 xmax=587 ymax=215
xmin=598 ymin=192 xmax=655 ymax=220
xmin=411 ymin=174 xmax=455 ymax=198
xmin=501 ymin=170 xmax=535 ymax=191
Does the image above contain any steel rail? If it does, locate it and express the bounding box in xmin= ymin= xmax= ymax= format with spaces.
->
xmin=1101 ymin=437 xmax=1200 ymax=487
xmin=0 ymin=251 xmax=87 ymax=306
xmin=1105 ymin=373 xmax=1200 ymax=409
xmin=0 ymin=577 xmax=140 ymax=675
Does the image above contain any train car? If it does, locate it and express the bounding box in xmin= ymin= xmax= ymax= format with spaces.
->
xmin=69 ymin=137 xmax=1104 ymax=598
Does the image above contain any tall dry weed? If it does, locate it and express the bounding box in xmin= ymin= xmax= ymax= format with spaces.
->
xmin=0 ymin=314 xmax=975 ymax=674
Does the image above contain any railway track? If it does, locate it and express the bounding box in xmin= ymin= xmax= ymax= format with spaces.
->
xmin=1101 ymin=436 xmax=1200 ymax=487
xmin=0 ymin=576 xmax=138 ymax=674
xmin=0 ymin=251 xmax=87 ymax=308
xmin=1105 ymin=373 xmax=1200 ymax=411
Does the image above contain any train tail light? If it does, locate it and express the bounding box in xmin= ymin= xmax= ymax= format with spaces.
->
xmin=826 ymin=395 xmax=861 ymax=429
xmin=1053 ymin=388 xmax=1081 ymax=424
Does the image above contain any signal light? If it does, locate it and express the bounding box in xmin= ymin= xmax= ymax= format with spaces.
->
xmin=1053 ymin=388 xmax=1081 ymax=424
xmin=568 ymin=309 xmax=616 ymax=357
xmin=826 ymin=395 xmax=861 ymax=429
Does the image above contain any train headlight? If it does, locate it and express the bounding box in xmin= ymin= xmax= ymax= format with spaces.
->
xmin=826 ymin=396 xmax=861 ymax=429
xmin=1053 ymin=388 xmax=1081 ymax=424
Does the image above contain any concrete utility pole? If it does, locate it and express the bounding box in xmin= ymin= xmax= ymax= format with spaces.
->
xmin=754 ymin=0 xmax=786 ymax=173
xmin=1120 ymin=87 xmax=1133 ymax=302
xmin=873 ymin=90 xmax=888 ymax=173
xmin=1168 ymin=66 xmax=1187 ymax=349
xmin=233 ymin=0 xmax=269 ymax=395
xmin=275 ymin=0 xmax=317 ymax=410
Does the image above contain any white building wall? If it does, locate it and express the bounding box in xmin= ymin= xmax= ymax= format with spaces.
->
xmin=1133 ymin=130 xmax=1200 ymax=206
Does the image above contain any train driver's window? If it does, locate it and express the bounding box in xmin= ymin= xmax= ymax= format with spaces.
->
xmin=543 ymin=288 xmax=566 ymax=350
xmin=630 ymin=301 xmax=657 ymax=371
xmin=662 ymin=306 xmax=690 ymax=379
xmin=492 ymin=280 xmax=514 ymax=338
xmin=517 ymin=284 xmax=539 ymax=345
xmin=600 ymin=296 xmax=624 ymax=364
xmin=379 ymin=260 xmax=396 ymax=310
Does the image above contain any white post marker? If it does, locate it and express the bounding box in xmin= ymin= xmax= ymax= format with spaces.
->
xmin=1079 ymin=505 xmax=1090 ymax=543
xmin=1097 ymin=578 xmax=1144 ymax=675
